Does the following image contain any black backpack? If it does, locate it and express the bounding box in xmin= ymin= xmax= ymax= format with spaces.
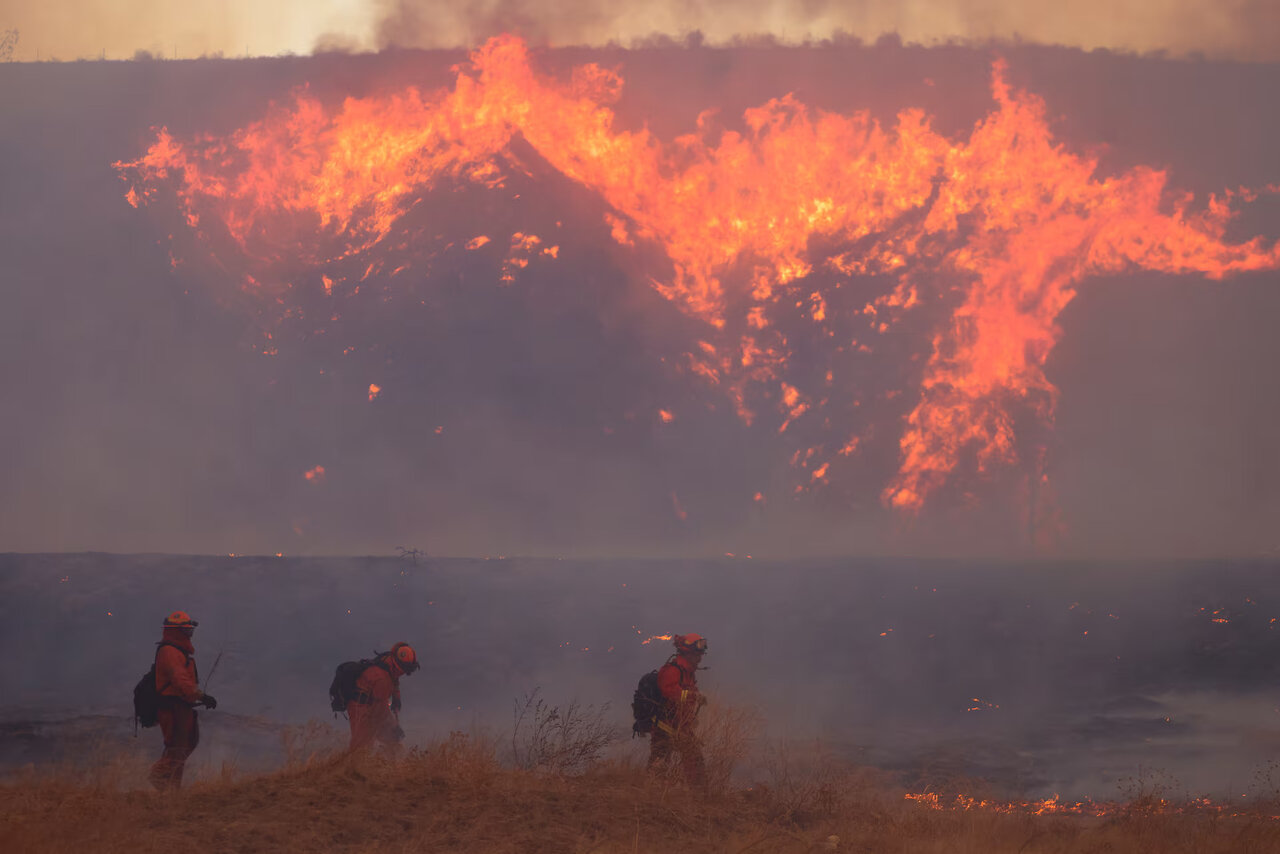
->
xmin=133 ymin=641 xmax=191 ymax=730
xmin=329 ymin=656 xmax=391 ymax=714
xmin=631 ymin=669 xmax=664 ymax=735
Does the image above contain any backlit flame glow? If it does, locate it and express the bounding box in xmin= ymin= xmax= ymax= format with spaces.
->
xmin=114 ymin=36 xmax=1280 ymax=517
xmin=635 ymin=627 xmax=675 ymax=646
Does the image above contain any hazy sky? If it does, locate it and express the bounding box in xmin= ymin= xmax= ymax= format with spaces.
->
xmin=1 ymin=0 xmax=1278 ymax=60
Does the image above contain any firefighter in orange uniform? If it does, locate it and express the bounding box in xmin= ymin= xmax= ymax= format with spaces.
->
xmin=148 ymin=611 xmax=217 ymax=790
xmin=347 ymin=642 xmax=420 ymax=752
xmin=648 ymin=633 xmax=708 ymax=785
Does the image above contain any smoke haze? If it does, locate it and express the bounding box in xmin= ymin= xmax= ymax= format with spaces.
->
xmin=1 ymin=0 xmax=1278 ymax=60
xmin=372 ymin=0 xmax=1280 ymax=60
xmin=5 ymin=552 xmax=1280 ymax=799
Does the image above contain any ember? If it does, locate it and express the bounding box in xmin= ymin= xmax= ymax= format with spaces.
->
xmin=905 ymin=791 xmax=1280 ymax=820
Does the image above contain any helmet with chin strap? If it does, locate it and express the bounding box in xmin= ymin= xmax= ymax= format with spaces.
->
xmin=389 ymin=641 xmax=420 ymax=674
xmin=674 ymin=633 xmax=707 ymax=655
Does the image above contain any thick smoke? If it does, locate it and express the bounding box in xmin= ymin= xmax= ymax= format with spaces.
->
xmin=2 ymin=0 xmax=1278 ymax=60
xmin=371 ymin=0 xmax=1280 ymax=60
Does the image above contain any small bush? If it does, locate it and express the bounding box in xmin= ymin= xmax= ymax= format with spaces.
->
xmin=510 ymin=688 xmax=617 ymax=774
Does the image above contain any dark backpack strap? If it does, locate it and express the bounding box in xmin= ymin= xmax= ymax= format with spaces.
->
xmin=355 ymin=658 xmax=390 ymax=705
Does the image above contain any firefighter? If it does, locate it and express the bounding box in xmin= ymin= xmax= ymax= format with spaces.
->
xmin=148 ymin=611 xmax=217 ymax=790
xmin=648 ymin=632 xmax=708 ymax=785
xmin=347 ymin=642 xmax=419 ymax=752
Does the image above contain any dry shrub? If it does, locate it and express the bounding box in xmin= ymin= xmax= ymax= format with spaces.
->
xmin=419 ymin=728 xmax=501 ymax=786
xmin=510 ymin=689 xmax=618 ymax=774
xmin=1115 ymin=765 xmax=1186 ymax=809
xmin=752 ymin=740 xmax=877 ymax=823
xmin=694 ymin=701 xmax=762 ymax=794
xmin=280 ymin=719 xmax=345 ymax=768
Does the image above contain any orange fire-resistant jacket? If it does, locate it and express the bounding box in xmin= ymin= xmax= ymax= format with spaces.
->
xmin=155 ymin=627 xmax=202 ymax=705
xmin=657 ymin=654 xmax=701 ymax=729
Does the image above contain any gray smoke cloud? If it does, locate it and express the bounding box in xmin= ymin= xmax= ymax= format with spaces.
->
xmin=370 ymin=0 xmax=1280 ymax=60
xmin=3 ymin=0 xmax=1277 ymax=61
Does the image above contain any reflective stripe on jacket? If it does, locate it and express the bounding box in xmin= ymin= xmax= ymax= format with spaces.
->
xmin=656 ymin=654 xmax=700 ymax=727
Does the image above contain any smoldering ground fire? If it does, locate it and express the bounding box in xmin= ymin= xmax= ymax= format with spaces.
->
xmin=112 ymin=35 xmax=1280 ymax=549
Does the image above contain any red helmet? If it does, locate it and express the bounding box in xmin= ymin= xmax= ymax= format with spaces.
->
xmin=163 ymin=611 xmax=198 ymax=628
xmin=390 ymin=641 xmax=420 ymax=674
xmin=675 ymin=633 xmax=707 ymax=655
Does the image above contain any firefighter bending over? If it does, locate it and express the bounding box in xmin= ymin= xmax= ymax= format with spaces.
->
xmin=648 ymin=632 xmax=708 ymax=784
xmin=148 ymin=611 xmax=217 ymax=790
xmin=347 ymin=642 xmax=419 ymax=752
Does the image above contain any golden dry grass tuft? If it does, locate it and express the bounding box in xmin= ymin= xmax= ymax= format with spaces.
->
xmin=3 ymin=720 xmax=1280 ymax=853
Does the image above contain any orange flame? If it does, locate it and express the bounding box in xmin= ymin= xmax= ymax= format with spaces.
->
xmin=115 ymin=37 xmax=1280 ymax=514
xmin=367 ymin=383 xmax=381 ymax=402
xmin=906 ymin=791 xmax=1279 ymax=819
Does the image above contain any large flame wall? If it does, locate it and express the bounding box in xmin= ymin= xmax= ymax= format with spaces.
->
xmin=115 ymin=36 xmax=1280 ymax=539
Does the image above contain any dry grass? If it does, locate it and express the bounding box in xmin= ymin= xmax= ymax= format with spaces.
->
xmin=3 ymin=715 xmax=1280 ymax=854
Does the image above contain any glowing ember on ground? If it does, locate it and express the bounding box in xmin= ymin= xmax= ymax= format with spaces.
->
xmin=303 ymin=465 xmax=326 ymax=482
xmin=115 ymin=36 xmax=1280 ymax=517
xmin=905 ymin=792 xmax=1280 ymax=819
xmin=367 ymin=383 xmax=381 ymax=402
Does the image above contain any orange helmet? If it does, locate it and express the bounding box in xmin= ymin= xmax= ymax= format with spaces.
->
xmin=163 ymin=611 xmax=198 ymax=628
xmin=675 ymin=633 xmax=707 ymax=655
xmin=390 ymin=641 xmax=420 ymax=674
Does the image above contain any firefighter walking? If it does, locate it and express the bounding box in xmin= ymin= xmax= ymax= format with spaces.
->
xmin=346 ymin=642 xmax=420 ymax=752
xmin=148 ymin=611 xmax=217 ymax=790
xmin=647 ymin=633 xmax=708 ymax=785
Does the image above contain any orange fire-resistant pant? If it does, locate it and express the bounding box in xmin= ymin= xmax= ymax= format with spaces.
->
xmin=647 ymin=721 xmax=705 ymax=785
xmin=347 ymin=700 xmax=400 ymax=753
xmin=150 ymin=703 xmax=199 ymax=790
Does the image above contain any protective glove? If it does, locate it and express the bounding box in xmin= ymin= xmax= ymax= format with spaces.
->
xmin=201 ymin=693 xmax=218 ymax=710
xmin=392 ymin=724 xmax=405 ymax=742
